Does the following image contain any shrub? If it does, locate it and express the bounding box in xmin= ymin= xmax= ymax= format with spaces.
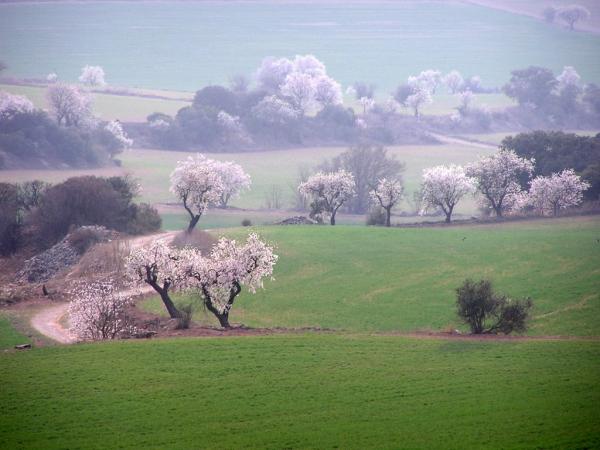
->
xmin=366 ymin=206 xmax=386 ymax=226
xmin=176 ymin=303 xmax=194 ymax=329
xmin=67 ymin=226 xmax=108 ymax=254
xmin=0 ymin=182 xmax=21 ymax=255
xmin=241 ymin=219 xmax=252 ymax=227
xmin=171 ymin=229 xmax=218 ymax=253
xmin=127 ymin=203 xmax=162 ymax=235
xmin=456 ymin=279 xmax=533 ymax=334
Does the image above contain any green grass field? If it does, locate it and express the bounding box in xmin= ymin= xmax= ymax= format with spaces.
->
xmin=142 ymin=216 xmax=600 ymax=336
xmin=1 ymin=335 xmax=599 ymax=449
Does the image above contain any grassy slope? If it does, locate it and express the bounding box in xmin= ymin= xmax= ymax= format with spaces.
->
xmin=0 ymin=314 xmax=30 ymax=350
xmin=144 ymin=217 xmax=600 ymax=336
xmin=0 ymin=335 xmax=598 ymax=449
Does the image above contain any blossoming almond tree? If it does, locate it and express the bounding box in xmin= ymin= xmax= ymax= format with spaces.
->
xmin=79 ymin=65 xmax=106 ymax=87
xmin=527 ymin=169 xmax=590 ymax=216
xmin=170 ymin=154 xmax=225 ymax=232
xmin=0 ymin=91 xmax=35 ymax=120
xmin=105 ymin=120 xmax=133 ymax=152
xmin=185 ymin=233 xmax=277 ymax=329
xmin=298 ymin=170 xmax=355 ymax=225
xmin=47 ymin=83 xmax=94 ymax=128
xmin=213 ymin=160 xmax=252 ymax=208
xmin=421 ymin=165 xmax=475 ymax=223
xmin=370 ymin=178 xmax=404 ymax=227
xmin=125 ymin=241 xmax=189 ymax=318
xmin=68 ymin=281 xmax=133 ymax=341
xmin=466 ymin=150 xmax=534 ymax=217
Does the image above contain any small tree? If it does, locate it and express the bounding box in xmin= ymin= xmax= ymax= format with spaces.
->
xmin=443 ymin=70 xmax=464 ymax=94
xmin=79 ymin=65 xmax=106 ymax=87
xmin=125 ymin=241 xmax=188 ymax=319
xmin=456 ymin=279 xmax=533 ymax=334
xmin=406 ymin=88 xmax=432 ymax=118
xmin=170 ymin=154 xmax=225 ymax=232
xmin=528 ymin=169 xmax=590 ymax=216
xmin=557 ymin=5 xmax=591 ymax=30
xmin=186 ymin=233 xmax=277 ymax=329
xmin=213 ymin=160 xmax=251 ymax=208
xmin=466 ymin=150 xmax=534 ymax=217
xmin=0 ymin=91 xmax=35 ymax=120
xmin=420 ymin=165 xmax=474 ymax=223
xmin=68 ymin=281 xmax=133 ymax=341
xmin=104 ymin=120 xmax=132 ymax=151
xmin=298 ymin=170 xmax=355 ymax=225
xmin=370 ymin=178 xmax=404 ymax=227
xmin=47 ymin=83 xmax=94 ymax=128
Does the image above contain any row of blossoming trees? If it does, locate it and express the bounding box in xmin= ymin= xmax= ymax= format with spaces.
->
xmin=68 ymin=149 xmax=589 ymax=340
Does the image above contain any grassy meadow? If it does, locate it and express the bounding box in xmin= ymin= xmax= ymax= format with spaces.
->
xmin=142 ymin=216 xmax=600 ymax=336
xmin=1 ymin=335 xmax=599 ymax=449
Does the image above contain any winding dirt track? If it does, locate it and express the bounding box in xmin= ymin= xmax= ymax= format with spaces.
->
xmin=29 ymin=231 xmax=178 ymax=344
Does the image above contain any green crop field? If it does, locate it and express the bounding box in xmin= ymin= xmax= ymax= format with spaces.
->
xmin=142 ymin=216 xmax=600 ymax=336
xmin=2 ymin=1 xmax=600 ymax=91
xmin=1 ymin=335 xmax=599 ymax=449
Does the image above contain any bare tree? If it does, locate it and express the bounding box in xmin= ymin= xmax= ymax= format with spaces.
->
xmin=264 ymin=184 xmax=283 ymax=210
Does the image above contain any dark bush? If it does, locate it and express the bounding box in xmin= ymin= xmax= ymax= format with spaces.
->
xmin=31 ymin=176 xmax=145 ymax=246
xmin=366 ymin=206 xmax=386 ymax=226
xmin=241 ymin=219 xmax=252 ymax=227
xmin=456 ymin=279 xmax=533 ymax=334
xmin=0 ymin=183 xmax=22 ymax=255
xmin=127 ymin=203 xmax=162 ymax=235
xmin=67 ymin=226 xmax=108 ymax=254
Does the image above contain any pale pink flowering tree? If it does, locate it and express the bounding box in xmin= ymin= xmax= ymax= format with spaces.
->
xmin=359 ymin=96 xmax=375 ymax=114
xmin=185 ymin=233 xmax=278 ymax=328
xmin=298 ymin=170 xmax=355 ymax=225
xmin=406 ymin=88 xmax=433 ymax=118
xmin=314 ymin=75 xmax=343 ymax=107
xmin=0 ymin=91 xmax=35 ymax=120
xmin=370 ymin=178 xmax=404 ymax=227
xmin=125 ymin=240 xmax=190 ymax=318
xmin=79 ymin=65 xmax=106 ymax=87
xmin=408 ymin=69 xmax=442 ymax=94
xmin=443 ymin=70 xmax=464 ymax=94
xmin=213 ymin=160 xmax=252 ymax=208
xmin=217 ymin=111 xmax=252 ymax=146
xmin=105 ymin=120 xmax=133 ymax=150
xmin=170 ymin=154 xmax=225 ymax=232
xmin=280 ymin=72 xmax=316 ymax=114
xmin=466 ymin=150 xmax=534 ymax=217
xmin=527 ymin=169 xmax=590 ymax=216
xmin=47 ymin=83 xmax=94 ymax=128
xmin=557 ymin=66 xmax=580 ymax=87
xmin=255 ymin=57 xmax=294 ymax=92
xmin=292 ymin=54 xmax=327 ymax=77
xmin=421 ymin=165 xmax=475 ymax=223
xmin=68 ymin=281 xmax=133 ymax=341
xmin=251 ymin=95 xmax=299 ymax=125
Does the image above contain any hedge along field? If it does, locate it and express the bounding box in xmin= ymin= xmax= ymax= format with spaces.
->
xmin=1 ymin=335 xmax=599 ymax=449
xmin=143 ymin=217 xmax=600 ymax=336
xmin=0 ymin=83 xmax=190 ymax=123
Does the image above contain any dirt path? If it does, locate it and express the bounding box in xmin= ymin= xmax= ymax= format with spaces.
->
xmin=430 ymin=133 xmax=497 ymax=150
xmin=30 ymin=303 xmax=74 ymax=344
xmin=29 ymin=231 xmax=178 ymax=344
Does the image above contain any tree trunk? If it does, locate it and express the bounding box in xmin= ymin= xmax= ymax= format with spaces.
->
xmin=330 ymin=214 xmax=336 ymax=226
xmin=494 ymin=205 xmax=503 ymax=217
xmin=385 ymin=207 xmax=391 ymax=227
xmin=187 ymin=215 xmax=200 ymax=233
xmin=445 ymin=205 xmax=454 ymax=223
xmin=147 ymin=280 xmax=181 ymax=319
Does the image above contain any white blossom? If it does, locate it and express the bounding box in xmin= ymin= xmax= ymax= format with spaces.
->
xmin=466 ymin=150 xmax=534 ymax=216
xmin=46 ymin=72 xmax=58 ymax=83
xmin=47 ymin=83 xmax=94 ymax=128
xmin=280 ymin=72 xmax=316 ymax=113
xmin=557 ymin=66 xmax=580 ymax=87
xmin=526 ymin=169 xmax=590 ymax=216
xmin=68 ymin=281 xmax=133 ymax=341
xmin=314 ymin=75 xmax=343 ymax=107
xmin=359 ymin=96 xmax=375 ymax=114
xmin=251 ymin=95 xmax=299 ymax=125
xmin=406 ymin=88 xmax=432 ymax=118
xmin=370 ymin=178 xmax=404 ymax=226
xmin=0 ymin=91 xmax=35 ymax=120
xmin=79 ymin=65 xmax=106 ymax=87
xmin=443 ymin=70 xmax=464 ymax=94
xmin=421 ymin=164 xmax=475 ymax=222
xmin=255 ymin=57 xmax=294 ymax=92
xmin=105 ymin=120 xmax=133 ymax=149
xmin=185 ymin=233 xmax=277 ymax=326
xmin=170 ymin=154 xmax=226 ymax=231
xmin=212 ymin=160 xmax=252 ymax=207
xmin=298 ymin=170 xmax=355 ymax=225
